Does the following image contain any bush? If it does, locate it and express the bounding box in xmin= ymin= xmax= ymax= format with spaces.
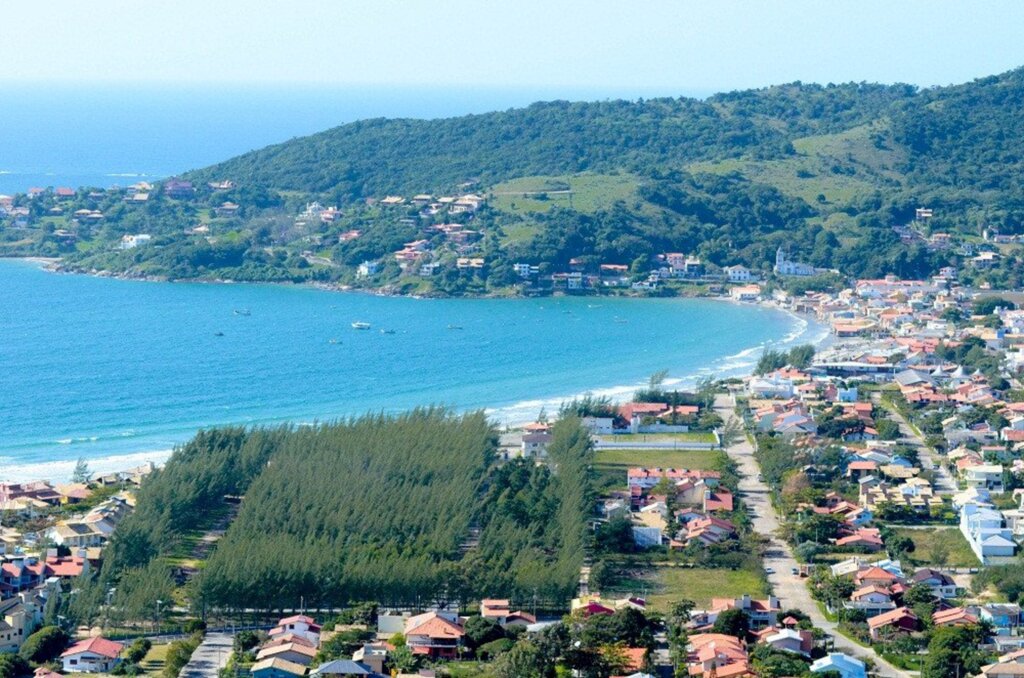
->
xmin=125 ymin=638 xmax=152 ymax=664
xmin=183 ymin=619 xmax=207 ymax=634
xmin=477 ymin=638 xmax=515 ymax=660
xmin=233 ymin=631 xmax=261 ymax=653
xmin=464 ymin=616 xmax=505 ymax=651
xmin=19 ymin=626 xmax=69 ymax=664
xmin=0 ymin=655 xmax=30 ymax=678
xmin=163 ymin=633 xmax=203 ymax=678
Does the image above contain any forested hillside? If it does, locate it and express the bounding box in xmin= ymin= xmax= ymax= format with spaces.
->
xmin=8 ymin=67 xmax=1024 ymax=290
xmin=97 ymin=410 xmax=594 ymax=612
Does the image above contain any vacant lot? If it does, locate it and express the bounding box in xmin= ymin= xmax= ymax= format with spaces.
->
xmin=594 ymin=448 xmax=727 ymax=491
xmin=891 ymin=527 xmax=978 ymax=568
xmin=597 ymin=432 xmax=717 ymax=444
xmin=607 ymin=564 xmax=767 ymax=611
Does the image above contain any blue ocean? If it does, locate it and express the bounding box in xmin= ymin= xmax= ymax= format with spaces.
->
xmin=0 ymin=83 xmax=811 ymax=481
xmin=0 ymin=260 xmax=820 ymax=481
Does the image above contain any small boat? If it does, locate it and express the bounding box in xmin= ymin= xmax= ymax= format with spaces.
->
xmin=614 ymin=318 xmax=629 ymax=324
xmin=328 ymin=338 xmax=340 ymax=344
xmin=233 ymin=309 xmax=251 ymax=316
xmin=380 ymin=329 xmax=396 ymax=335
xmin=214 ymin=331 xmax=225 ymax=337
xmin=351 ymin=321 xmax=371 ymax=330
xmin=447 ymin=324 xmax=463 ymax=330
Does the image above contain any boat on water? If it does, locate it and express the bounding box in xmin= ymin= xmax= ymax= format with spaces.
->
xmin=351 ymin=321 xmax=371 ymax=330
xmin=447 ymin=324 xmax=463 ymax=330
xmin=214 ymin=331 xmax=225 ymax=337
xmin=614 ymin=318 xmax=629 ymax=324
xmin=233 ymin=309 xmax=251 ymax=316
xmin=380 ymin=329 xmax=396 ymax=335
xmin=328 ymin=338 xmax=340 ymax=344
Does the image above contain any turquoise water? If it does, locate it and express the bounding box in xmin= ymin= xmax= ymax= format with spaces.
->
xmin=0 ymin=259 xmax=819 ymax=480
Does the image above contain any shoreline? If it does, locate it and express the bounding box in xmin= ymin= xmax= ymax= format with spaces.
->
xmin=1 ymin=257 xmax=833 ymax=483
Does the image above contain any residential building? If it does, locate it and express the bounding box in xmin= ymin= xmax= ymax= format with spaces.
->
xmin=61 ymin=637 xmax=124 ymax=673
xmin=706 ymin=595 xmax=781 ymax=629
xmin=910 ymin=568 xmax=958 ymax=599
xmin=961 ymin=502 xmax=1017 ymax=563
xmin=810 ymin=653 xmax=867 ymax=678
xmin=403 ymin=611 xmax=464 ymax=660
xmin=251 ymin=658 xmax=309 ymax=678
xmin=724 ymin=265 xmax=756 ymax=283
xmin=982 ymin=605 xmax=1022 ymax=634
xmin=867 ymin=607 xmax=919 ymax=641
xmin=256 ymin=643 xmax=317 ymax=667
xmin=269 ymin=615 xmax=322 ymax=646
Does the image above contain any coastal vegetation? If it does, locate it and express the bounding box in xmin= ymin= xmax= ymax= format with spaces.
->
xmin=97 ymin=409 xmax=593 ymax=612
xmin=7 ymin=68 xmax=1024 ymax=292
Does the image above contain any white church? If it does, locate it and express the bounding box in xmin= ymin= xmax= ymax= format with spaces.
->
xmin=774 ymin=247 xmax=818 ymax=277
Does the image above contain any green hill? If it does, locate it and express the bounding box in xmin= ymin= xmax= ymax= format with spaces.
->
xmin=8 ymin=68 xmax=1024 ymax=291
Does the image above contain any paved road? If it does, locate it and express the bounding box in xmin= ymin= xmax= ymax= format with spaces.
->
xmin=872 ymin=392 xmax=956 ymax=494
xmin=180 ymin=632 xmax=233 ymax=678
xmin=714 ymin=395 xmax=911 ymax=678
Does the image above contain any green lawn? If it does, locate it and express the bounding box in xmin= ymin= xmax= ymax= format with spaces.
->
xmin=607 ymin=565 xmax=767 ymax=611
xmin=594 ymin=448 xmax=727 ymax=491
xmin=597 ymin=432 xmax=717 ymax=444
xmin=140 ymin=643 xmax=170 ymax=675
xmin=891 ymin=527 xmax=979 ymax=568
xmin=595 ymin=447 xmax=724 ymax=469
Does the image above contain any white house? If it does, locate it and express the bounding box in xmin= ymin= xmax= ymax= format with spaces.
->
xmin=581 ymin=417 xmax=615 ymax=435
xmin=910 ymin=569 xmax=959 ymax=599
xmin=269 ymin=614 xmax=322 ymax=646
xmin=961 ymin=502 xmax=1017 ymax=563
xmin=724 ymin=265 xmax=756 ymax=283
xmin=964 ymin=465 xmax=1006 ymax=494
xmin=747 ymin=376 xmax=794 ymax=399
xmin=119 ymin=234 xmax=151 ymax=249
xmin=357 ymin=261 xmax=379 ymax=278
xmin=61 ymin=637 xmax=124 ymax=673
xmin=730 ymin=284 xmax=762 ymax=302
xmin=810 ymin=653 xmax=866 ymax=678
xmin=521 ymin=432 xmax=551 ymax=458
xmin=844 ymin=585 xmax=896 ymax=617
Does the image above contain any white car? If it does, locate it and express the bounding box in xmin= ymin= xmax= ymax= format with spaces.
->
xmin=765 ymin=567 xmax=775 ymax=574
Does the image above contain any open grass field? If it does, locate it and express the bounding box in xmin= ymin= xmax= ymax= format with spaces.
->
xmin=606 ymin=564 xmax=767 ymax=611
xmin=597 ymin=432 xmax=717 ymax=444
xmin=140 ymin=643 xmax=170 ymax=675
xmin=490 ymin=172 xmax=639 ymax=216
xmin=891 ymin=527 xmax=979 ymax=568
xmin=595 ymin=447 xmax=725 ymax=469
xmin=594 ymin=448 xmax=727 ymax=491
xmin=688 ymin=123 xmax=902 ymax=210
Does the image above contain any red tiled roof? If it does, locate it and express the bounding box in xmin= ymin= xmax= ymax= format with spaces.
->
xmin=868 ymin=606 xmax=917 ymax=630
xmin=62 ymin=637 xmax=124 ymax=659
xmin=277 ymin=614 xmax=317 ymax=626
xmin=406 ymin=613 xmax=465 ymax=640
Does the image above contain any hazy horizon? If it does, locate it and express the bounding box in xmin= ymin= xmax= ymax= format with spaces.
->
xmin=3 ymin=1 xmax=1024 ymax=92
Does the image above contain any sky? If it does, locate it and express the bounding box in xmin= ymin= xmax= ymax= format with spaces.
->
xmin=2 ymin=1 xmax=1024 ymax=94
